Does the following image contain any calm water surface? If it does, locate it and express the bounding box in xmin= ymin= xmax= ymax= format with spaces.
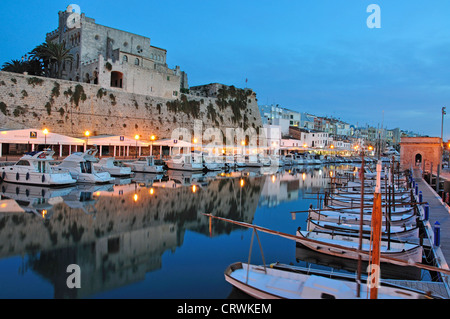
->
xmin=0 ymin=164 xmax=432 ymax=299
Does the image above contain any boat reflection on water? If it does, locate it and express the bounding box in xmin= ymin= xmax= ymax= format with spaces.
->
xmin=0 ymin=164 xmax=432 ymax=299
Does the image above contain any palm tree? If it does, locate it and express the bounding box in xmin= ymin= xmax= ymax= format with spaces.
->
xmin=1 ymin=59 xmax=28 ymax=73
xmin=29 ymin=41 xmax=73 ymax=79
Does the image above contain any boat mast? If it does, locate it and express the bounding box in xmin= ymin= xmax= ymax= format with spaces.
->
xmin=369 ymin=160 xmax=383 ymax=299
xmin=356 ymin=150 xmax=365 ymax=297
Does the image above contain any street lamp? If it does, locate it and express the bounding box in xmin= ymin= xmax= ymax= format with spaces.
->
xmin=85 ymin=131 xmax=90 ymax=150
xmin=135 ymin=134 xmax=140 ymax=158
xmin=437 ymin=107 xmax=446 ymax=192
xmin=151 ymin=135 xmax=156 ymax=157
xmin=43 ymin=128 xmax=49 ymax=146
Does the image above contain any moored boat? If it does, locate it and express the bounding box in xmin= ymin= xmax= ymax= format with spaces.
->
xmin=0 ymin=150 xmax=76 ymax=187
xmin=295 ymin=229 xmax=423 ymax=263
xmin=124 ymin=156 xmax=164 ymax=173
xmin=94 ymin=157 xmax=133 ymax=177
xmin=307 ymin=218 xmax=419 ymax=240
xmin=54 ymin=150 xmax=114 ymax=184
xmin=165 ymin=153 xmax=203 ymax=171
xmin=225 ymin=262 xmax=435 ymax=299
xmin=308 ymin=208 xmax=417 ymax=227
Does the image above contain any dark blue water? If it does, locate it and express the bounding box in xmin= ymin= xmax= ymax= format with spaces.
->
xmin=0 ymin=164 xmax=430 ymax=299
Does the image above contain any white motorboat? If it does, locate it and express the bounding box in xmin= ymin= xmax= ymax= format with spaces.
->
xmin=245 ymin=155 xmax=263 ymax=167
xmin=225 ymin=262 xmax=435 ymax=299
xmin=165 ymin=153 xmax=204 ymax=171
xmin=94 ymin=158 xmax=132 ymax=177
xmin=203 ymin=156 xmax=223 ymax=171
xmin=55 ymin=150 xmax=114 ymax=184
xmin=124 ymin=156 xmax=164 ymax=173
xmin=0 ymin=150 xmax=76 ymax=187
xmin=233 ymin=154 xmax=246 ymax=167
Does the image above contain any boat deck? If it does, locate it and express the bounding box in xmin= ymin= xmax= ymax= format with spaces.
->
xmin=384 ymin=279 xmax=449 ymax=299
xmin=412 ymin=168 xmax=450 ymax=297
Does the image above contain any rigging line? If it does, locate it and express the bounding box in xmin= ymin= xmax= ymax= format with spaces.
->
xmin=204 ymin=213 xmax=450 ymax=276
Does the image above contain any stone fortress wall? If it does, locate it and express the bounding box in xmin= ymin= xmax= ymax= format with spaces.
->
xmin=0 ymin=71 xmax=263 ymax=141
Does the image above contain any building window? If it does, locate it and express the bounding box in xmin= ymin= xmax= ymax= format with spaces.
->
xmin=135 ymin=58 xmax=140 ymax=66
xmin=167 ymin=76 xmax=170 ymax=81
xmin=123 ymin=55 xmax=128 ymax=63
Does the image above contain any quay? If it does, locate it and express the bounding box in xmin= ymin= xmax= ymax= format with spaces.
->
xmin=410 ymin=167 xmax=450 ymax=298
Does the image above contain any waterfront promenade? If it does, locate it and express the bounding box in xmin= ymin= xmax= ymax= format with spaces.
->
xmin=412 ymin=168 xmax=450 ymax=297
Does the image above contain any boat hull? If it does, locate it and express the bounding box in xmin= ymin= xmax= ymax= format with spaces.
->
xmin=0 ymin=170 xmax=76 ymax=187
xmin=296 ymin=230 xmax=423 ymax=263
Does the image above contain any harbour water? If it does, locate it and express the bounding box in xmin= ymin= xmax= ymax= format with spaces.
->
xmin=0 ymin=164 xmax=436 ymax=299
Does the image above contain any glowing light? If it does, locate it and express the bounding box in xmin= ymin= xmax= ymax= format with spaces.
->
xmin=149 ymin=188 xmax=154 ymax=195
xmin=240 ymin=179 xmax=245 ymax=188
xmin=193 ymin=138 xmax=198 ymax=144
xmin=271 ymin=175 xmax=276 ymax=183
xmin=241 ymin=140 xmax=246 ymax=146
xmin=330 ymin=145 xmax=334 ymax=149
xmin=43 ymin=129 xmax=49 ymax=135
xmin=85 ymin=131 xmax=90 ymax=137
xmin=42 ymin=210 xmax=48 ymax=219
xmin=135 ymin=135 xmax=140 ymax=140
xmin=192 ymin=185 xmax=197 ymax=193
xmin=330 ymin=171 xmax=333 ymax=178
xmin=133 ymin=194 xmax=138 ymax=202
xmin=302 ymin=172 xmax=306 ymax=181
xmin=151 ymin=135 xmax=156 ymax=141
xmin=368 ymin=146 xmax=374 ymax=151
xmin=303 ymin=144 xmax=308 ymax=148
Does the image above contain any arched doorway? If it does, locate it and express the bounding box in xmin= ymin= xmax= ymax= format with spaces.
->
xmin=111 ymin=71 xmax=123 ymax=88
xmin=415 ymin=153 xmax=422 ymax=166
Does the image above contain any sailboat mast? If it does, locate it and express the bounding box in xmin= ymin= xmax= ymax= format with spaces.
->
xmin=370 ymin=160 xmax=383 ymax=299
xmin=356 ymin=151 xmax=365 ymax=297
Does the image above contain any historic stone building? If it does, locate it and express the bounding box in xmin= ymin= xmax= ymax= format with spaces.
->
xmin=45 ymin=9 xmax=188 ymax=99
xmin=400 ymin=137 xmax=442 ymax=172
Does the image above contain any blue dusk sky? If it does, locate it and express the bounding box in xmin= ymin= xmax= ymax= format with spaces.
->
xmin=0 ymin=0 xmax=449 ymax=140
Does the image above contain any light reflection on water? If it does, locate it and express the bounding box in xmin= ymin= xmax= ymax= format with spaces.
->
xmin=0 ymin=164 xmax=427 ymax=299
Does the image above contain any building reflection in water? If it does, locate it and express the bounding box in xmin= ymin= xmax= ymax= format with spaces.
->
xmin=0 ymin=169 xmax=265 ymax=298
xmin=0 ymin=164 xmax=419 ymax=298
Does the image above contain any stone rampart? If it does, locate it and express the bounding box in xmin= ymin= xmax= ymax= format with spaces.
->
xmin=0 ymin=71 xmax=263 ymax=140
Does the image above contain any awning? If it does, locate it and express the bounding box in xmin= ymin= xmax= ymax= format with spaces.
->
xmin=152 ymin=138 xmax=193 ymax=148
xmin=0 ymin=128 xmax=85 ymax=145
xmin=85 ymin=135 xmax=150 ymax=147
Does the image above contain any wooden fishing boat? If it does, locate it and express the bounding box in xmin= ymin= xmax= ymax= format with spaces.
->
xmin=327 ymin=195 xmax=410 ymax=208
xmin=307 ymin=219 xmax=419 ymax=240
xmin=224 ymin=262 xmax=435 ymax=299
xmin=308 ymin=208 xmax=417 ymax=227
xmin=324 ymin=205 xmax=415 ymax=216
xmin=296 ymin=229 xmax=423 ymax=263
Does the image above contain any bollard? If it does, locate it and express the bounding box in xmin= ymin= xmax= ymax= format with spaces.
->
xmin=434 ymin=221 xmax=441 ymax=247
xmin=424 ymin=204 xmax=429 ymax=221
xmin=419 ymin=191 xmax=423 ymax=203
xmin=415 ymin=185 xmax=418 ymax=196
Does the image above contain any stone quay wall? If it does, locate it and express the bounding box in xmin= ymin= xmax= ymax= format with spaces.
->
xmin=0 ymin=71 xmax=263 ymax=141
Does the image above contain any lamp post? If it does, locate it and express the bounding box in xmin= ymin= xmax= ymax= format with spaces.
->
xmin=437 ymin=107 xmax=446 ymax=192
xmin=135 ymin=135 xmax=140 ymax=158
xmin=151 ymin=135 xmax=155 ymax=157
xmin=43 ymin=129 xmax=49 ymax=146
xmin=85 ymin=131 xmax=90 ymax=151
